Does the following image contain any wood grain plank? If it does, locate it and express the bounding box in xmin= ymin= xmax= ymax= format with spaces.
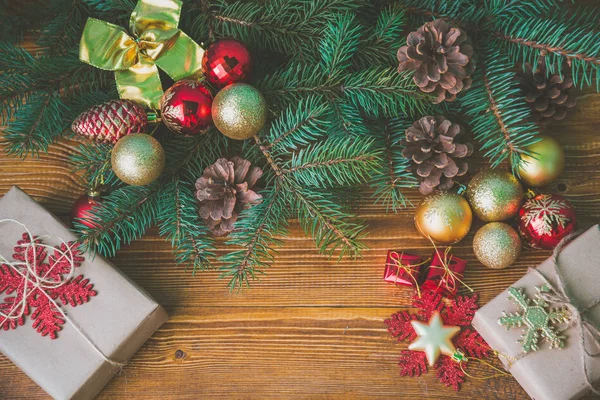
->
xmin=0 ymin=308 xmax=530 ymax=400
xmin=1 ymin=12 xmax=600 ymax=399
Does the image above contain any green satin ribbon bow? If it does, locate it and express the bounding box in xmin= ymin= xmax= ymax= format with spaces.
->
xmin=79 ymin=0 xmax=204 ymax=109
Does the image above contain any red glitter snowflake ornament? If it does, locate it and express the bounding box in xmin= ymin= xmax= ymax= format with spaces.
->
xmin=384 ymin=290 xmax=489 ymax=390
xmin=0 ymin=233 xmax=97 ymax=339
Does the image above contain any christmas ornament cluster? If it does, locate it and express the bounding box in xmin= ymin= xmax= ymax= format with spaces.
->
xmin=71 ymin=38 xmax=265 ymax=228
xmin=412 ymin=134 xmax=576 ymax=270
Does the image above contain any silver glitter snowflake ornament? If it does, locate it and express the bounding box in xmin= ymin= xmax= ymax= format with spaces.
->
xmin=499 ymin=285 xmax=571 ymax=353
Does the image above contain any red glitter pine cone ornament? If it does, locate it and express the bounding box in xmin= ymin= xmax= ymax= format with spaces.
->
xmin=398 ymin=20 xmax=475 ymax=103
xmin=202 ymin=39 xmax=253 ymax=88
xmin=517 ymin=193 xmax=576 ymax=250
xmin=71 ymin=100 xmax=148 ymax=144
xmin=161 ymin=80 xmax=213 ymax=136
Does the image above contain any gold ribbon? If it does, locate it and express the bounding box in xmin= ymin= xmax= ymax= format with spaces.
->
xmin=79 ymin=0 xmax=205 ymax=109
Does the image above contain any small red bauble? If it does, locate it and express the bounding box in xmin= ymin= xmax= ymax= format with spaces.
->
xmin=161 ymin=80 xmax=213 ymax=136
xmin=202 ymin=39 xmax=252 ymax=88
xmin=517 ymin=193 xmax=576 ymax=250
xmin=71 ymin=192 xmax=101 ymax=228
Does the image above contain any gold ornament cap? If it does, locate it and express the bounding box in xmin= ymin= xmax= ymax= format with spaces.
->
xmin=473 ymin=222 xmax=521 ymax=269
xmin=414 ymin=191 xmax=472 ymax=245
xmin=111 ymin=133 xmax=165 ymax=186
xmin=516 ymin=135 xmax=565 ymax=188
xmin=466 ymin=170 xmax=524 ymax=222
xmin=212 ymin=83 xmax=267 ymax=140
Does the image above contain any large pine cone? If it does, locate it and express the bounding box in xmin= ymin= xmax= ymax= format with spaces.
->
xmin=401 ymin=116 xmax=473 ymax=195
xmin=520 ymin=62 xmax=577 ymax=122
xmin=398 ymin=20 xmax=475 ymax=103
xmin=195 ymin=157 xmax=263 ymax=236
xmin=72 ymin=100 xmax=148 ymax=144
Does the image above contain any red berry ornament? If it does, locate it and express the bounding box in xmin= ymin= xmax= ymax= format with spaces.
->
xmin=161 ymin=80 xmax=213 ymax=136
xmin=202 ymin=39 xmax=252 ymax=88
xmin=517 ymin=193 xmax=576 ymax=250
xmin=71 ymin=192 xmax=101 ymax=228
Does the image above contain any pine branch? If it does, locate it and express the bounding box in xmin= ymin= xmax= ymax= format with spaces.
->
xmin=343 ymin=68 xmax=429 ymax=117
xmin=283 ymin=136 xmax=380 ymax=188
xmin=320 ymin=13 xmax=361 ymax=76
xmin=326 ymin=99 xmax=369 ymax=137
xmin=398 ymin=0 xmax=487 ymax=28
xmin=37 ymin=0 xmax=89 ymax=55
xmin=220 ymin=182 xmax=289 ymax=291
xmin=2 ymin=91 xmax=68 ymax=158
xmin=491 ymin=7 xmax=600 ymax=90
xmin=263 ymin=96 xmax=331 ymax=155
xmin=370 ymin=118 xmax=417 ymax=211
xmin=209 ymin=0 xmax=362 ymax=60
xmin=69 ymin=142 xmax=119 ymax=190
xmin=75 ymin=131 xmax=225 ymax=259
xmin=290 ymin=183 xmax=367 ymax=258
xmin=0 ymin=43 xmax=113 ymax=157
xmin=353 ymin=4 xmax=405 ymax=69
xmin=74 ymin=184 xmax=160 ymax=257
xmin=458 ymin=42 xmax=540 ymax=169
xmin=157 ymin=178 xmax=216 ymax=273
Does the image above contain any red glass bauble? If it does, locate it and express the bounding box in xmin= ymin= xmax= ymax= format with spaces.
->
xmin=71 ymin=193 xmax=101 ymax=229
xmin=517 ymin=193 xmax=576 ymax=250
xmin=161 ymin=80 xmax=213 ymax=136
xmin=202 ymin=39 xmax=252 ymax=88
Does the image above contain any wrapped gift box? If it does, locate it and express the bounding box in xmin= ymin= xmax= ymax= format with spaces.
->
xmin=383 ymin=251 xmax=423 ymax=287
xmin=472 ymin=225 xmax=600 ymax=400
xmin=421 ymin=250 xmax=467 ymax=298
xmin=0 ymin=187 xmax=168 ymax=400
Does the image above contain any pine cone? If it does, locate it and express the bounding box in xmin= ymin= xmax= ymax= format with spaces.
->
xmin=72 ymin=100 xmax=148 ymax=144
xmin=520 ymin=62 xmax=577 ymax=122
xmin=401 ymin=116 xmax=473 ymax=195
xmin=195 ymin=157 xmax=263 ymax=236
xmin=398 ymin=20 xmax=475 ymax=103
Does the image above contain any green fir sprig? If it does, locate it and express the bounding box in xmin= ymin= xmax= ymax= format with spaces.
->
xmin=2 ymin=0 xmax=600 ymax=289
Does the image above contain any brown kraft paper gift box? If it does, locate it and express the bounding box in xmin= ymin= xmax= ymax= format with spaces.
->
xmin=472 ymin=224 xmax=600 ymax=400
xmin=0 ymin=186 xmax=168 ymax=400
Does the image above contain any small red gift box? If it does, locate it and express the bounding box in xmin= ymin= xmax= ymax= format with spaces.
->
xmin=421 ymin=249 xmax=467 ymax=297
xmin=383 ymin=251 xmax=424 ymax=288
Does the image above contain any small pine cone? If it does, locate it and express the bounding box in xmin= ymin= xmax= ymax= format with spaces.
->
xmin=401 ymin=116 xmax=473 ymax=195
xmin=72 ymin=100 xmax=148 ymax=144
xmin=520 ymin=62 xmax=577 ymax=122
xmin=398 ymin=20 xmax=475 ymax=103
xmin=195 ymin=157 xmax=263 ymax=236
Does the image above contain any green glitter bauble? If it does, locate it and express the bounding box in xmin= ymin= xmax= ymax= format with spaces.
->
xmin=111 ymin=134 xmax=165 ymax=186
xmin=212 ymin=83 xmax=267 ymax=140
xmin=514 ymin=135 xmax=565 ymax=188
xmin=466 ymin=170 xmax=524 ymax=222
xmin=473 ymin=222 xmax=521 ymax=269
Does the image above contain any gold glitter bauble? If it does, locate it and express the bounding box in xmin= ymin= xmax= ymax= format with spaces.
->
xmin=111 ymin=134 xmax=165 ymax=186
xmin=473 ymin=222 xmax=521 ymax=269
xmin=515 ymin=135 xmax=565 ymax=187
xmin=414 ymin=191 xmax=472 ymax=245
xmin=212 ymin=83 xmax=267 ymax=140
xmin=466 ymin=170 xmax=524 ymax=222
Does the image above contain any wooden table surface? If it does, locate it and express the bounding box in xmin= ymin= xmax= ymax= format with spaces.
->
xmin=2 ymin=14 xmax=600 ymax=400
